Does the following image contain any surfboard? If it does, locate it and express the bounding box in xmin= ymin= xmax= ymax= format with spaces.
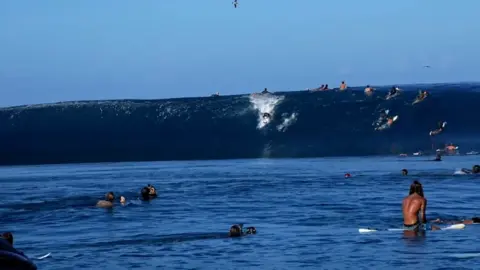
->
xmin=358 ymin=223 xmax=465 ymax=233
xmin=412 ymin=98 xmax=423 ymax=105
xmin=36 ymin=253 xmax=51 ymax=260
xmin=374 ymin=115 xmax=398 ymax=131
xmin=385 ymin=92 xmax=400 ymax=100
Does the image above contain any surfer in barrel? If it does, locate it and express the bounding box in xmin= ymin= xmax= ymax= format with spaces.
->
xmin=402 ymin=180 xmax=440 ymax=231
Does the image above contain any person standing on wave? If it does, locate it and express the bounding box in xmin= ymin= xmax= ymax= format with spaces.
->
xmin=339 ymin=81 xmax=347 ymax=91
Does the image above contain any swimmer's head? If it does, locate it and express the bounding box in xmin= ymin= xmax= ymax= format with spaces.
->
xmin=473 ymin=165 xmax=480 ymax=174
xmin=229 ymin=225 xmax=242 ymax=237
xmin=141 ymin=187 xmax=150 ymax=199
xmin=120 ymin=196 xmax=126 ymax=204
xmin=147 ymin=184 xmax=157 ymax=196
xmin=366 ymin=85 xmax=370 ymax=88
xmin=1 ymin=232 xmax=13 ymax=246
xmin=409 ymin=180 xmax=424 ymax=197
xmin=402 ymin=169 xmax=408 ymax=176
xmin=344 ymin=173 xmax=351 ymax=178
xmin=105 ymin=192 xmax=115 ymax=202
xmin=245 ymin=227 xmax=257 ymax=235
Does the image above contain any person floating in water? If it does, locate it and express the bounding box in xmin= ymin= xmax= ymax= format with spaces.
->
xmin=402 ymin=180 xmax=440 ymax=231
xmin=96 ymin=192 xmax=115 ymax=208
xmin=433 ymin=153 xmax=442 ymax=161
xmin=432 ymin=217 xmax=480 ymax=225
xmin=232 ymin=0 xmax=238 ymax=8
xmin=460 ymin=164 xmax=480 ymax=174
xmin=262 ymin=112 xmax=271 ymax=120
xmin=339 ymin=81 xmax=347 ymax=91
xmin=402 ymin=169 xmax=408 ymax=176
xmin=229 ymin=224 xmax=257 ymax=237
xmin=141 ymin=184 xmax=158 ymax=200
xmin=429 ymin=121 xmax=447 ymax=136
xmin=364 ymin=85 xmax=374 ymax=95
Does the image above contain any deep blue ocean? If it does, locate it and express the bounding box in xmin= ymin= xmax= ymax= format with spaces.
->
xmin=1 ymin=83 xmax=480 ymax=165
xmin=1 ymin=156 xmax=480 ymax=270
xmin=1 ymin=83 xmax=480 ymax=269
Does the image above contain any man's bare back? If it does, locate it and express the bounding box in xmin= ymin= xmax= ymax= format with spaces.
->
xmin=402 ymin=193 xmax=426 ymax=226
xmin=402 ymin=180 xmax=440 ymax=231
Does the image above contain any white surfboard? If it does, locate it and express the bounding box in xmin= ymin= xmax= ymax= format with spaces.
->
xmin=359 ymin=223 xmax=465 ymax=233
xmin=36 ymin=252 xmax=51 ymax=260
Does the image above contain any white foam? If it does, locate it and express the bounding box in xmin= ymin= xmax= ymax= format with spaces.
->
xmin=277 ymin=112 xmax=298 ymax=132
xmin=249 ymin=93 xmax=284 ymax=129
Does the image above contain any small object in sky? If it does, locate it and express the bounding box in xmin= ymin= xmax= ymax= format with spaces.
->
xmin=233 ymin=0 xmax=238 ymax=8
xmin=423 ymin=65 xmax=431 ymax=68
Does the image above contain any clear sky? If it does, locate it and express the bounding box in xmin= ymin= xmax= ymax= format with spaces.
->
xmin=0 ymin=0 xmax=479 ymax=106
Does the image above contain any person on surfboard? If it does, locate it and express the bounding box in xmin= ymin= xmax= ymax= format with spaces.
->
xmin=429 ymin=121 xmax=447 ymax=136
xmin=432 ymin=217 xmax=480 ymax=225
xmin=402 ymin=180 xmax=440 ymax=231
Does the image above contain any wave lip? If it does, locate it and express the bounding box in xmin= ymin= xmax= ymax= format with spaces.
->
xmin=0 ymin=83 xmax=479 ymax=165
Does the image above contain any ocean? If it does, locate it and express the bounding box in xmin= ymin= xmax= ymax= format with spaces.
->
xmin=1 ymin=156 xmax=479 ymax=270
xmin=1 ymin=83 xmax=480 ymax=165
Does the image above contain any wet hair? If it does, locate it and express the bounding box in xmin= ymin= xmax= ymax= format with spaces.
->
xmin=2 ymin=232 xmax=13 ymax=245
xmin=409 ymin=180 xmax=424 ymax=197
xmin=106 ymin=192 xmax=115 ymax=202
xmin=402 ymin=169 xmax=408 ymax=176
xmin=473 ymin=165 xmax=480 ymax=174
xmin=472 ymin=217 xmax=480 ymax=223
xmin=141 ymin=187 xmax=150 ymax=199
xmin=229 ymin=225 xmax=242 ymax=237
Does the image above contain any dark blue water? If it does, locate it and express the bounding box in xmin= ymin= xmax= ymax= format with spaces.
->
xmin=1 ymin=83 xmax=480 ymax=165
xmin=1 ymin=156 xmax=479 ymax=269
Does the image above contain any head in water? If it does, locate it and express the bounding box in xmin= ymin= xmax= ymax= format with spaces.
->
xmin=409 ymin=180 xmax=424 ymax=197
xmin=105 ymin=192 xmax=115 ymax=202
xmin=473 ymin=165 xmax=480 ymax=174
xmin=229 ymin=225 xmax=242 ymax=237
xmin=120 ymin=196 xmax=126 ymax=204
xmin=402 ymin=169 xmax=408 ymax=176
xmin=1 ymin=232 xmax=13 ymax=245
xmin=141 ymin=187 xmax=151 ymax=199
xmin=245 ymin=227 xmax=257 ymax=235
xmin=147 ymin=184 xmax=157 ymax=196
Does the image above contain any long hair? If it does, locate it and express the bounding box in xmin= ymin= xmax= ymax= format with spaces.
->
xmin=409 ymin=180 xmax=424 ymax=197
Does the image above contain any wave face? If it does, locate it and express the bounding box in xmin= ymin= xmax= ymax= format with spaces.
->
xmin=1 ymin=83 xmax=479 ymax=165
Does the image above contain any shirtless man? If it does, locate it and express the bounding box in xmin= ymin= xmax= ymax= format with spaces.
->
xmin=96 ymin=192 xmax=115 ymax=208
xmin=402 ymin=180 xmax=440 ymax=231
xmin=339 ymin=81 xmax=347 ymax=91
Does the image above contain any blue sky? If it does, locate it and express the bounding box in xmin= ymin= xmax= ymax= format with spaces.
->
xmin=0 ymin=0 xmax=478 ymax=106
